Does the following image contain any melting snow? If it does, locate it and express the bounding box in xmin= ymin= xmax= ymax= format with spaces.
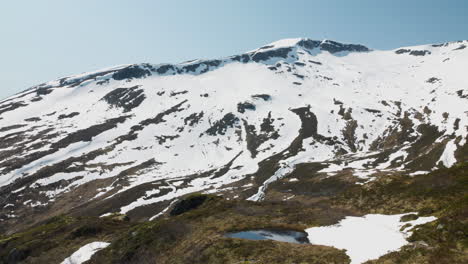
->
xmin=409 ymin=170 xmax=430 ymax=176
xmin=305 ymin=213 xmax=437 ymax=264
xmin=438 ymin=139 xmax=458 ymax=167
xmin=61 ymin=241 xmax=110 ymax=264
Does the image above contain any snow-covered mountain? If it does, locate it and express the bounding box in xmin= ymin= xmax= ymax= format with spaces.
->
xmin=0 ymin=38 xmax=467 ymax=231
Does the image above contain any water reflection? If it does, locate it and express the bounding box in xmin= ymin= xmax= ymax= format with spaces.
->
xmin=225 ymin=229 xmax=309 ymax=244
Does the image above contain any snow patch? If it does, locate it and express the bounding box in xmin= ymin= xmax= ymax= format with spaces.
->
xmin=61 ymin=241 xmax=110 ymax=264
xmin=438 ymin=139 xmax=458 ymax=167
xmin=306 ymin=213 xmax=437 ymax=264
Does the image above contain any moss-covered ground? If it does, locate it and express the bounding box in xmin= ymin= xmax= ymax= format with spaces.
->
xmin=1 ymin=163 xmax=466 ymax=264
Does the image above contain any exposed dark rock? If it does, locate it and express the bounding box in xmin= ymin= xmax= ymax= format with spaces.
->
xmin=456 ymin=90 xmax=467 ymax=99
xmin=36 ymin=88 xmax=52 ymax=96
xmin=205 ymin=113 xmax=239 ymax=136
xmin=156 ymin=64 xmax=175 ymax=74
xmin=292 ymin=82 xmax=302 ymax=85
xmin=293 ymin=73 xmax=305 ymax=79
xmin=155 ymin=135 xmax=180 ymax=144
xmin=170 ymin=90 xmax=188 ymax=97
xmin=308 ymin=60 xmax=322 ymax=65
xmin=211 ymin=151 xmax=243 ymax=179
xmin=423 ymin=106 xmax=432 ymax=115
xmin=333 ymin=99 xmax=343 ymax=105
xmin=319 ymin=40 xmax=370 ymax=53
xmin=364 ymin=108 xmax=381 ymax=114
xmin=426 ymin=77 xmax=440 ymax=83
xmin=181 ymin=60 xmax=222 ymax=74
xmin=319 ymin=75 xmax=333 ymax=81
xmin=30 ymin=97 xmax=43 ymax=102
xmin=63 ymin=69 xmax=117 ymax=87
xmin=396 ymin=48 xmax=433 ymax=56
xmin=397 ymin=49 xmax=432 ymax=56
xmin=112 ymin=65 xmax=151 ymax=80
xmin=454 ymin=118 xmax=460 ymax=130
xmin=181 ymin=63 xmax=200 ymax=73
xmin=237 ymin=102 xmax=256 ymax=113
xmin=342 ymin=120 xmax=358 ymax=152
xmin=184 ymin=112 xmax=204 ymax=127
xmin=203 ymin=60 xmax=222 ymax=67
xmin=170 ymin=194 xmax=208 ymax=216
xmin=24 ymin=117 xmax=41 ymax=122
xmin=96 ymin=79 xmax=109 ymax=85
xmin=58 ymin=112 xmax=80 ymax=120
xmin=291 ymin=106 xmax=319 ymax=138
xmin=0 ymin=146 xmax=136 ymax=209
xmin=230 ymin=54 xmax=250 ymax=63
xmin=259 ymin=45 xmax=274 ymax=50
xmin=111 ymin=100 xmax=188 ymax=146
xmin=101 ymin=86 xmax=145 ymax=112
xmin=370 ymin=112 xmax=417 ymax=152
xmin=337 ymin=105 xmax=346 ymax=118
xmin=0 ymin=124 xmax=27 ymax=133
xmin=294 ymin=62 xmax=306 ymax=67
xmin=0 ymin=102 xmax=28 ymax=116
xmin=251 ymin=94 xmax=271 ymax=101
xmin=410 ymin=50 xmax=431 ymax=56
xmin=243 ymin=112 xmax=280 ymax=158
xmin=245 ymin=106 xmax=328 ymax=194
xmin=133 ymin=100 xmax=188 ymax=132
xmin=395 ymin=49 xmax=411 ymax=54
xmin=297 ymin=39 xmax=321 ymax=50
xmin=51 ymin=116 xmax=129 ymax=149
xmin=0 ymin=127 xmax=60 ymax=175
xmin=404 ymin=124 xmax=444 ymax=170
xmin=251 ymin=47 xmax=292 ymax=62
xmin=337 ymin=106 xmax=359 ymax=152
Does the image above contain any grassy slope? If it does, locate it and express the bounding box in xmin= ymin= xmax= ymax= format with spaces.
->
xmin=0 ymin=163 xmax=467 ymax=264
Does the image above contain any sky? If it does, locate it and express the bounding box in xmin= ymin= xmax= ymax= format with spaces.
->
xmin=1 ymin=0 xmax=467 ymax=99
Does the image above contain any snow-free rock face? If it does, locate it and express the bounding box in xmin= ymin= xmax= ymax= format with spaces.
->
xmin=0 ymin=38 xmax=467 ymax=232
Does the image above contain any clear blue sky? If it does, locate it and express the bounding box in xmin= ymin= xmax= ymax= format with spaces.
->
xmin=1 ymin=0 xmax=467 ymax=99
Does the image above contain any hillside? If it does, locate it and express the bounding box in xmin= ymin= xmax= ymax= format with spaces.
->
xmin=0 ymin=38 xmax=467 ymax=263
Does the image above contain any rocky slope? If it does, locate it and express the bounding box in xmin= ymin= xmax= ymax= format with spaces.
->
xmin=0 ymin=38 xmax=467 ymax=236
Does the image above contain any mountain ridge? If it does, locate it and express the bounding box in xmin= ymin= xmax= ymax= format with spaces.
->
xmin=10 ymin=37 xmax=467 ymax=100
xmin=0 ymin=37 xmax=467 ymax=237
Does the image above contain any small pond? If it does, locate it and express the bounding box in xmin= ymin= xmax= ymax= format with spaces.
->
xmin=225 ymin=229 xmax=310 ymax=244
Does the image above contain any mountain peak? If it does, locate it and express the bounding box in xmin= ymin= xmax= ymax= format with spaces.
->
xmin=256 ymin=38 xmax=371 ymax=54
